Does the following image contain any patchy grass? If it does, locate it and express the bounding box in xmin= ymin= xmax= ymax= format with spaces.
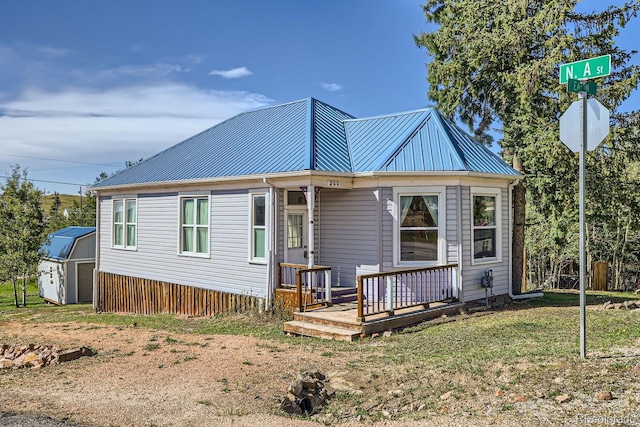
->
xmin=0 ymin=279 xmax=42 ymax=310
xmin=1 ymin=287 xmax=639 ymax=424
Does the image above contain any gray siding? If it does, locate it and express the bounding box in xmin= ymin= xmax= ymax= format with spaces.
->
xmin=460 ymin=186 xmax=510 ymax=302
xmin=381 ymin=187 xmax=394 ymax=272
xmin=445 ymin=186 xmax=458 ymax=264
xmin=99 ymin=190 xmax=269 ymax=298
xmin=69 ymin=234 xmax=96 ymax=260
xmin=277 ymin=189 xmax=284 ymax=263
xmin=317 ymin=188 xmax=380 ymax=287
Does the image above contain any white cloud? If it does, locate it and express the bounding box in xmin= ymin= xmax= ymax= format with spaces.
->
xmin=208 ymin=66 xmax=253 ymax=79
xmin=35 ymin=46 xmax=72 ymax=57
xmin=130 ymin=43 xmax=145 ymax=53
xmin=320 ymin=82 xmax=343 ymax=92
xmin=97 ymin=63 xmax=185 ymax=79
xmin=0 ymin=84 xmax=272 ymax=184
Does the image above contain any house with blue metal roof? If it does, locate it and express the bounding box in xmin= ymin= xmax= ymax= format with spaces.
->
xmin=38 ymin=226 xmax=96 ymax=305
xmin=90 ymin=98 xmax=522 ymax=334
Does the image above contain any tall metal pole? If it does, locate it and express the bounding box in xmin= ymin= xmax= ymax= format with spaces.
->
xmin=579 ymin=91 xmax=587 ymax=359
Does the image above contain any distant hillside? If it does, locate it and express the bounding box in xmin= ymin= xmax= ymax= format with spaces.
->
xmin=42 ymin=193 xmax=83 ymax=215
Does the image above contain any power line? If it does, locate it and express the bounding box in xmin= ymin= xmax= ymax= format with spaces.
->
xmin=0 ymin=153 xmax=122 ymax=167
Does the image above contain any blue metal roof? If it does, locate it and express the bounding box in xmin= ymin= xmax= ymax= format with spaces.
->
xmin=345 ymin=109 xmax=431 ymax=172
xmin=92 ymin=98 xmax=517 ymax=189
xmin=40 ymin=226 xmax=96 ymax=261
xmin=347 ymin=108 xmax=520 ymax=176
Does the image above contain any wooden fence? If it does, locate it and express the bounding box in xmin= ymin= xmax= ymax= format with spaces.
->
xmin=98 ymin=272 xmax=262 ymax=316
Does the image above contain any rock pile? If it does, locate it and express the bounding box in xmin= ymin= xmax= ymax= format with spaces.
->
xmin=603 ymin=300 xmax=639 ymax=310
xmin=280 ymin=366 xmax=335 ymax=416
xmin=0 ymin=344 xmax=96 ymax=370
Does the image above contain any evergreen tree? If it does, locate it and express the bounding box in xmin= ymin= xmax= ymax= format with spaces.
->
xmin=415 ymin=0 xmax=640 ymax=289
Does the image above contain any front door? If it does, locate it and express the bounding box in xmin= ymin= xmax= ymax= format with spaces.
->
xmin=286 ymin=210 xmax=308 ymax=265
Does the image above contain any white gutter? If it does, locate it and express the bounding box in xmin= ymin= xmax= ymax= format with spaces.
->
xmin=93 ymin=193 xmax=100 ymax=311
xmin=263 ymin=178 xmax=277 ymax=310
xmin=457 ymin=185 xmax=463 ymax=302
xmin=91 ymin=170 xmax=355 ymax=192
xmin=508 ymin=179 xmax=543 ymax=301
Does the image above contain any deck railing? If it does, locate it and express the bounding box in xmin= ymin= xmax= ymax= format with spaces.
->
xmin=278 ymin=263 xmax=332 ymax=312
xmin=357 ymin=264 xmax=458 ymax=320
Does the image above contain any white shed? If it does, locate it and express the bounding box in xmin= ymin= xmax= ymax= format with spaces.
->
xmin=38 ymin=226 xmax=96 ymax=305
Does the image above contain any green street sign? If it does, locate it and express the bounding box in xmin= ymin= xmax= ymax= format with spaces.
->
xmin=567 ymin=79 xmax=596 ymax=95
xmin=559 ymin=55 xmax=611 ymax=84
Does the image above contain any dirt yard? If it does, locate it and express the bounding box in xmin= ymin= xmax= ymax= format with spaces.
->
xmin=1 ymin=314 xmax=639 ymax=427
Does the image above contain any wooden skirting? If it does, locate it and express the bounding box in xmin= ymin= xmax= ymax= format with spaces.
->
xmin=98 ymin=272 xmax=262 ymax=316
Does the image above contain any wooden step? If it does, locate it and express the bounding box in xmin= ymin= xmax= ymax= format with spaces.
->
xmin=284 ymin=320 xmax=361 ymax=341
xmin=330 ymin=287 xmax=358 ymax=304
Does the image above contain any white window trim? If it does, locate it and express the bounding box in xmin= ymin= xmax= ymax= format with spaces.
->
xmin=111 ymin=197 xmax=137 ymax=251
xmin=249 ymin=192 xmax=268 ymax=264
xmin=177 ymin=194 xmax=211 ymax=259
xmin=392 ymin=186 xmax=446 ymax=267
xmin=470 ymin=187 xmax=502 ymax=265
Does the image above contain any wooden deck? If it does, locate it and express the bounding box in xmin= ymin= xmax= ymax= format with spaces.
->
xmin=284 ymin=300 xmax=465 ymax=341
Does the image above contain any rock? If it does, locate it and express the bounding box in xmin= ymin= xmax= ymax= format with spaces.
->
xmin=595 ymin=391 xmax=613 ymax=401
xmin=509 ymin=394 xmax=528 ymax=403
xmin=57 ymin=347 xmax=96 ymax=363
xmin=382 ymin=410 xmax=391 ymax=417
xmin=494 ymin=389 xmax=505 ymax=397
xmin=288 ymin=380 xmax=303 ymax=396
xmin=298 ymin=373 xmax=317 ymax=390
xmin=613 ymin=303 xmax=623 ymax=310
xmin=555 ymin=394 xmax=571 ymax=403
xmin=440 ymin=391 xmax=452 ymax=400
xmin=280 ymin=397 xmax=302 ymax=415
xmin=553 ymin=377 xmax=564 ymax=384
xmin=23 ymin=352 xmax=38 ymax=366
xmin=603 ymin=301 xmax=613 ymax=309
xmin=623 ymin=301 xmax=638 ymax=310
xmin=12 ymin=353 xmax=27 ymax=368
xmin=388 ymin=389 xmax=403 ymax=397
xmin=301 ymin=365 xmax=325 ymax=381
xmin=0 ymin=358 xmax=12 ymax=369
xmin=634 ymin=289 xmax=640 ymax=295
xmin=383 ymin=331 xmax=392 ymax=338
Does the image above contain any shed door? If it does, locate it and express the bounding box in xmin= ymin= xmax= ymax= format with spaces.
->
xmin=77 ymin=262 xmax=95 ymax=303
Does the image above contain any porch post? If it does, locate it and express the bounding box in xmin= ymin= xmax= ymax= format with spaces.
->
xmin=307 ymin=184 xmax=315 ymax=267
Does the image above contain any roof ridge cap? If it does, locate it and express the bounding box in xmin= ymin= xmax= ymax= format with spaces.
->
xmin=344 ymin=107 xmax=433 ymax=123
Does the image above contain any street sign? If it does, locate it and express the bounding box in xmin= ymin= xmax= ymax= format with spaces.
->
xmin=559 ymin=98 xmax=609 ymax=152
xmin=559 ymin=55 xmax=611 ymax=84
xmin=567 ymin=79 xmax=596 ymax=96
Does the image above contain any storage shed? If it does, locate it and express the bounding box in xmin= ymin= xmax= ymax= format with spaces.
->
xmin=38 ymin=226 xmax=96 ymax=305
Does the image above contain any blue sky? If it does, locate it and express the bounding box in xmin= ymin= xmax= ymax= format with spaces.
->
xmin=0 ymin=1 xmax=638 ymax=196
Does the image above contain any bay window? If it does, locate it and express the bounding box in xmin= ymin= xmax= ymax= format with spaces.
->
xmin=394 ymin=187 xmax=445 ymax=266
xmin=471 ymin=188 xmax=501 ymax=262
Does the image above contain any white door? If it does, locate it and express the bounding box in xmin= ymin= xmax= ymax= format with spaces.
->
xmin=286 ymin=211 xmax=308 ymax=265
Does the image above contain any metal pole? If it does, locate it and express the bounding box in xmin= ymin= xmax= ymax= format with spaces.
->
xmin=579 ymin=91 xmax=587 ymax=359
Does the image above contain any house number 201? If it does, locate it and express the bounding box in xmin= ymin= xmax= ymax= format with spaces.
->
xmin=327 ymin=180 xmax=341 ymax=187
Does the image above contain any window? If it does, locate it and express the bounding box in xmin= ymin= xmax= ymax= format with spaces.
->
xmin=113 ymin=198 xmax=137 ymax=249
xmin=180 ymin=197 xmax=209 ymax=256
xmin=472 ymin=188 xmax=501 ymax=262
xmin=287 ymin=213 xmax=303 ymax=249
xmin=250 ymin=194 xmax=267 ymax=262
xmin=394 ymin=187 xmax=445 ymax=266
